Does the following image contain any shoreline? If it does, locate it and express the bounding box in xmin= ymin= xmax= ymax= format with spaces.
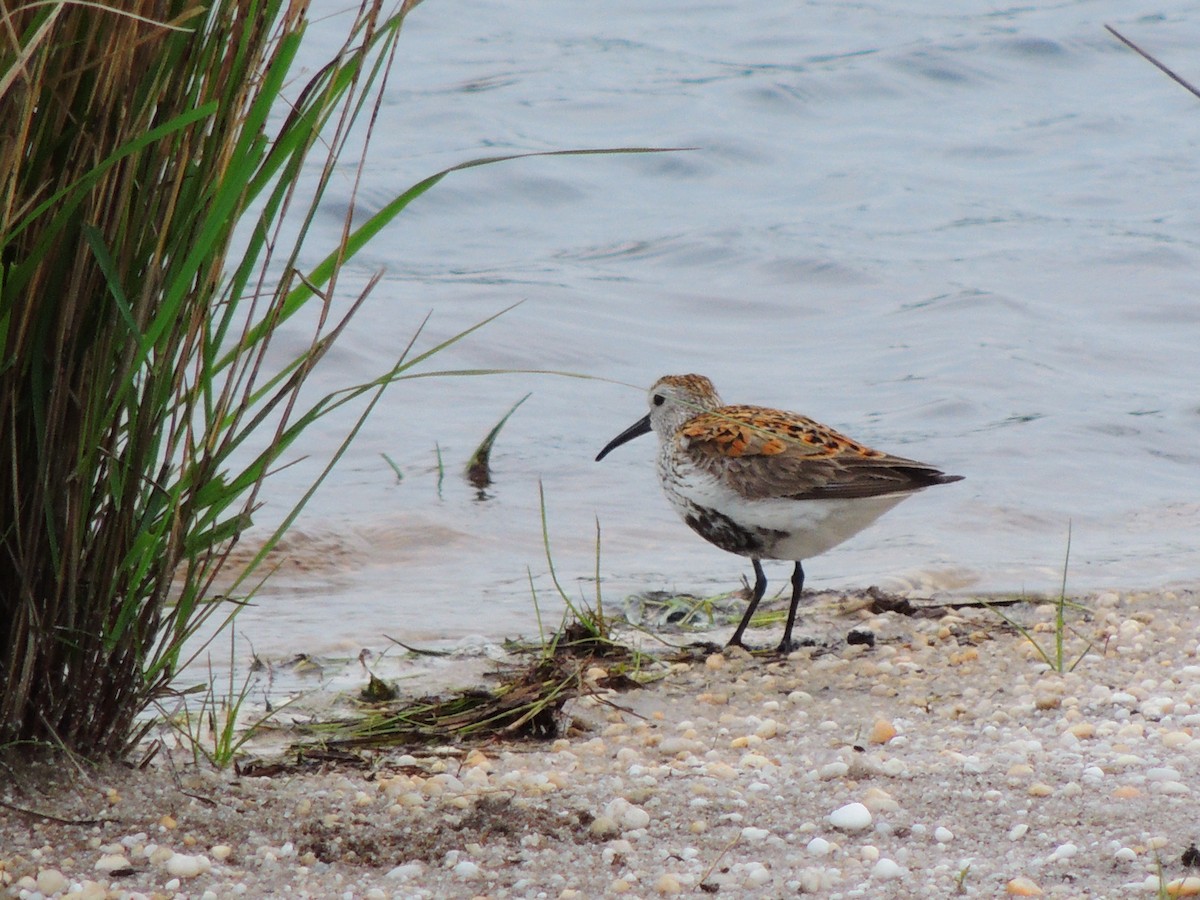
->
xmin=4 ymin=586 xmax=1200 ymax=898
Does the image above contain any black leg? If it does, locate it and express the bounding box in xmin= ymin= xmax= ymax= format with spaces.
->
xmin=777 ymin=561 xmax=805 ymax=654
xmin=727 ymin=558 xmax=767 ymax=649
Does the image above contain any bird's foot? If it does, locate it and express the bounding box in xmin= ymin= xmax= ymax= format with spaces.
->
xmin=724 ymin=635 xmax=819 ymax=655
xmin=776 ymin=635 xmax=819 ymax=655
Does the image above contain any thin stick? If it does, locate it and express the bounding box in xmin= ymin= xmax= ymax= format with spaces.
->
xmin=1106 ymin=25 xmax=1200 ymax=101
xmin=698 ymin=832 xmax=743 ymax=889
xmin=0 ymin=797 xmax=103 ymax=827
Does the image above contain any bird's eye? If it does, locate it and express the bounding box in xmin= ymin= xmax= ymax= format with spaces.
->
xmin=653 ymin=394 xmax=665 ymax=407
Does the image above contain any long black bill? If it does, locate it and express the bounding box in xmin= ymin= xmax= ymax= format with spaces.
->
xmin=595 ymin=413 xmax=652 ymax=461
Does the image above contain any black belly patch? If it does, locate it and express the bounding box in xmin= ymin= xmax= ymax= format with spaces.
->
xmin=683 ymin=504 xmax=786 ymax=557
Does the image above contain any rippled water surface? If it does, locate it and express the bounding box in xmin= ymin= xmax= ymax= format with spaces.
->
xmin=215 ymin=0 xmax=1200 ymax=661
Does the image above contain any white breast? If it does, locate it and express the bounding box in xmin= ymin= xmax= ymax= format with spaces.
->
xmin=657 ymin=440 xmax=914 ymax=561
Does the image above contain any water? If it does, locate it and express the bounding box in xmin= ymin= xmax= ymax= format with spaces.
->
xmin=210 ymin=0 xmax=1200 ymax=665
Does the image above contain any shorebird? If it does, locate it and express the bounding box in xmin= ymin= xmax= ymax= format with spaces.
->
xmin=596 ymin=374 xmax=962 ymax=653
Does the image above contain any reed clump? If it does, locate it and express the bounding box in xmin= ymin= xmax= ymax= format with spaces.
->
xmin=0 ymin=0 xmax=416 ymax=758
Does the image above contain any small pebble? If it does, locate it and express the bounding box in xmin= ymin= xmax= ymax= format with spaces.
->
xmin=165 ymin=852 xmax=212 ymax=878
xmin=828 ymin=802 xmax=872 ymax=831
xmin=743 ymin=862 xmax=771 ymax=887
xmin=453 ymin=860 xmax=481 ymax=879
xmin=847 ymin=627 xmax=875 ymax=647
xmin=1006 ymin=875 xmax=1043 ymax=895
xmin=818 ymin=761 xmax=850 ymax=780
xmin=871 ymin=858 xmax=905 ymax=880
xmin=654 ymin=872 xmax=682 ymax=894
xmin=1048 ymin=842 xmax=1077 ymax=863
xmin=36 ymin=869 xmax=69 ymax=895
xmin=590 ymin=815 xmax=619 ymax=837
xmin=385 ymin=861 xmax=419 ymax=881
xmin=807 ymin=837 xmax=831 ymax=856
xmin=870 ymin=719 xmax=897 ymax=744
xmin=605 ymin=798 xmax=651 ymax=831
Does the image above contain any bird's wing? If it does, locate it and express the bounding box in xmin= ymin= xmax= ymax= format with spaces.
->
xmin=677 ymin=405 xmax=960 ymax=501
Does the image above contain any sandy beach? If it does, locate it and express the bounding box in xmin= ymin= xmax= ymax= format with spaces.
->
xmin=4 ymin=587 xmax=1200 ymax=898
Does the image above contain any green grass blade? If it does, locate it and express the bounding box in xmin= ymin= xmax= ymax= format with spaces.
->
xmin=466 ymin=393 xmax=530 ymax=488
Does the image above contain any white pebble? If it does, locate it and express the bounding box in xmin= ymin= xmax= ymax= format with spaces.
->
xmin=961 ymin=755 xmax=988 ymax=774
xmin=453 ymin=860 xmax=481 ymax=879
xmin=741 ymin=826 xmax=770 ymax=843
xmin=1141 ymin=697 xmax=1174 ymax=719
xmin=1153 ymin=780 xmax=1190 ymax=795
xmin=165 ymin=852 xmax=212 ymax=878
xmin=36 ymin=869 xmax=69 ymax=895
xmin=756 ymin=718 xmax=780 ymax=738
xmin=1147 ymin=767 xmax=1182 ymax=782
xmin=797 ymin=867 xmax=836 ymax=891
xmin=95 ymin=853 xmax=131 ymax=872
xmin=818 ymin=762 xmax=850 ymax=780
xmin=1008 ymin=823 xmax=1029 ymax=841
xmin=739 ymin=752 xmax=773 ymax=768
xmin=806 ymin=837 xmax=831 ymax=856
xmin=1114 ymin=847 xmax=1138 ymax=862
xmin=623 ymin=805 xmax=651 ymax=830
xmin=605 ymin=797 xmax=651 ymax=831
xmin=386 ymin=862 xmax=424 ymax=881
xmin=934 ymin=826 xmax=954 ymax=843
xmin=744 ymin=862 xmax=771 ymax=887
xmin=828 ymin=802 xmax=872 ymax=831
xmin=1048 ymin=842 xmax=1078 ymax=863
xmin=872 ymin=858 xmax=906 ymax=880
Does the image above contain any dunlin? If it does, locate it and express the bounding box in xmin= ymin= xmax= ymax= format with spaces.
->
xmin=596 ymin=374 xmax=962 ymax=653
